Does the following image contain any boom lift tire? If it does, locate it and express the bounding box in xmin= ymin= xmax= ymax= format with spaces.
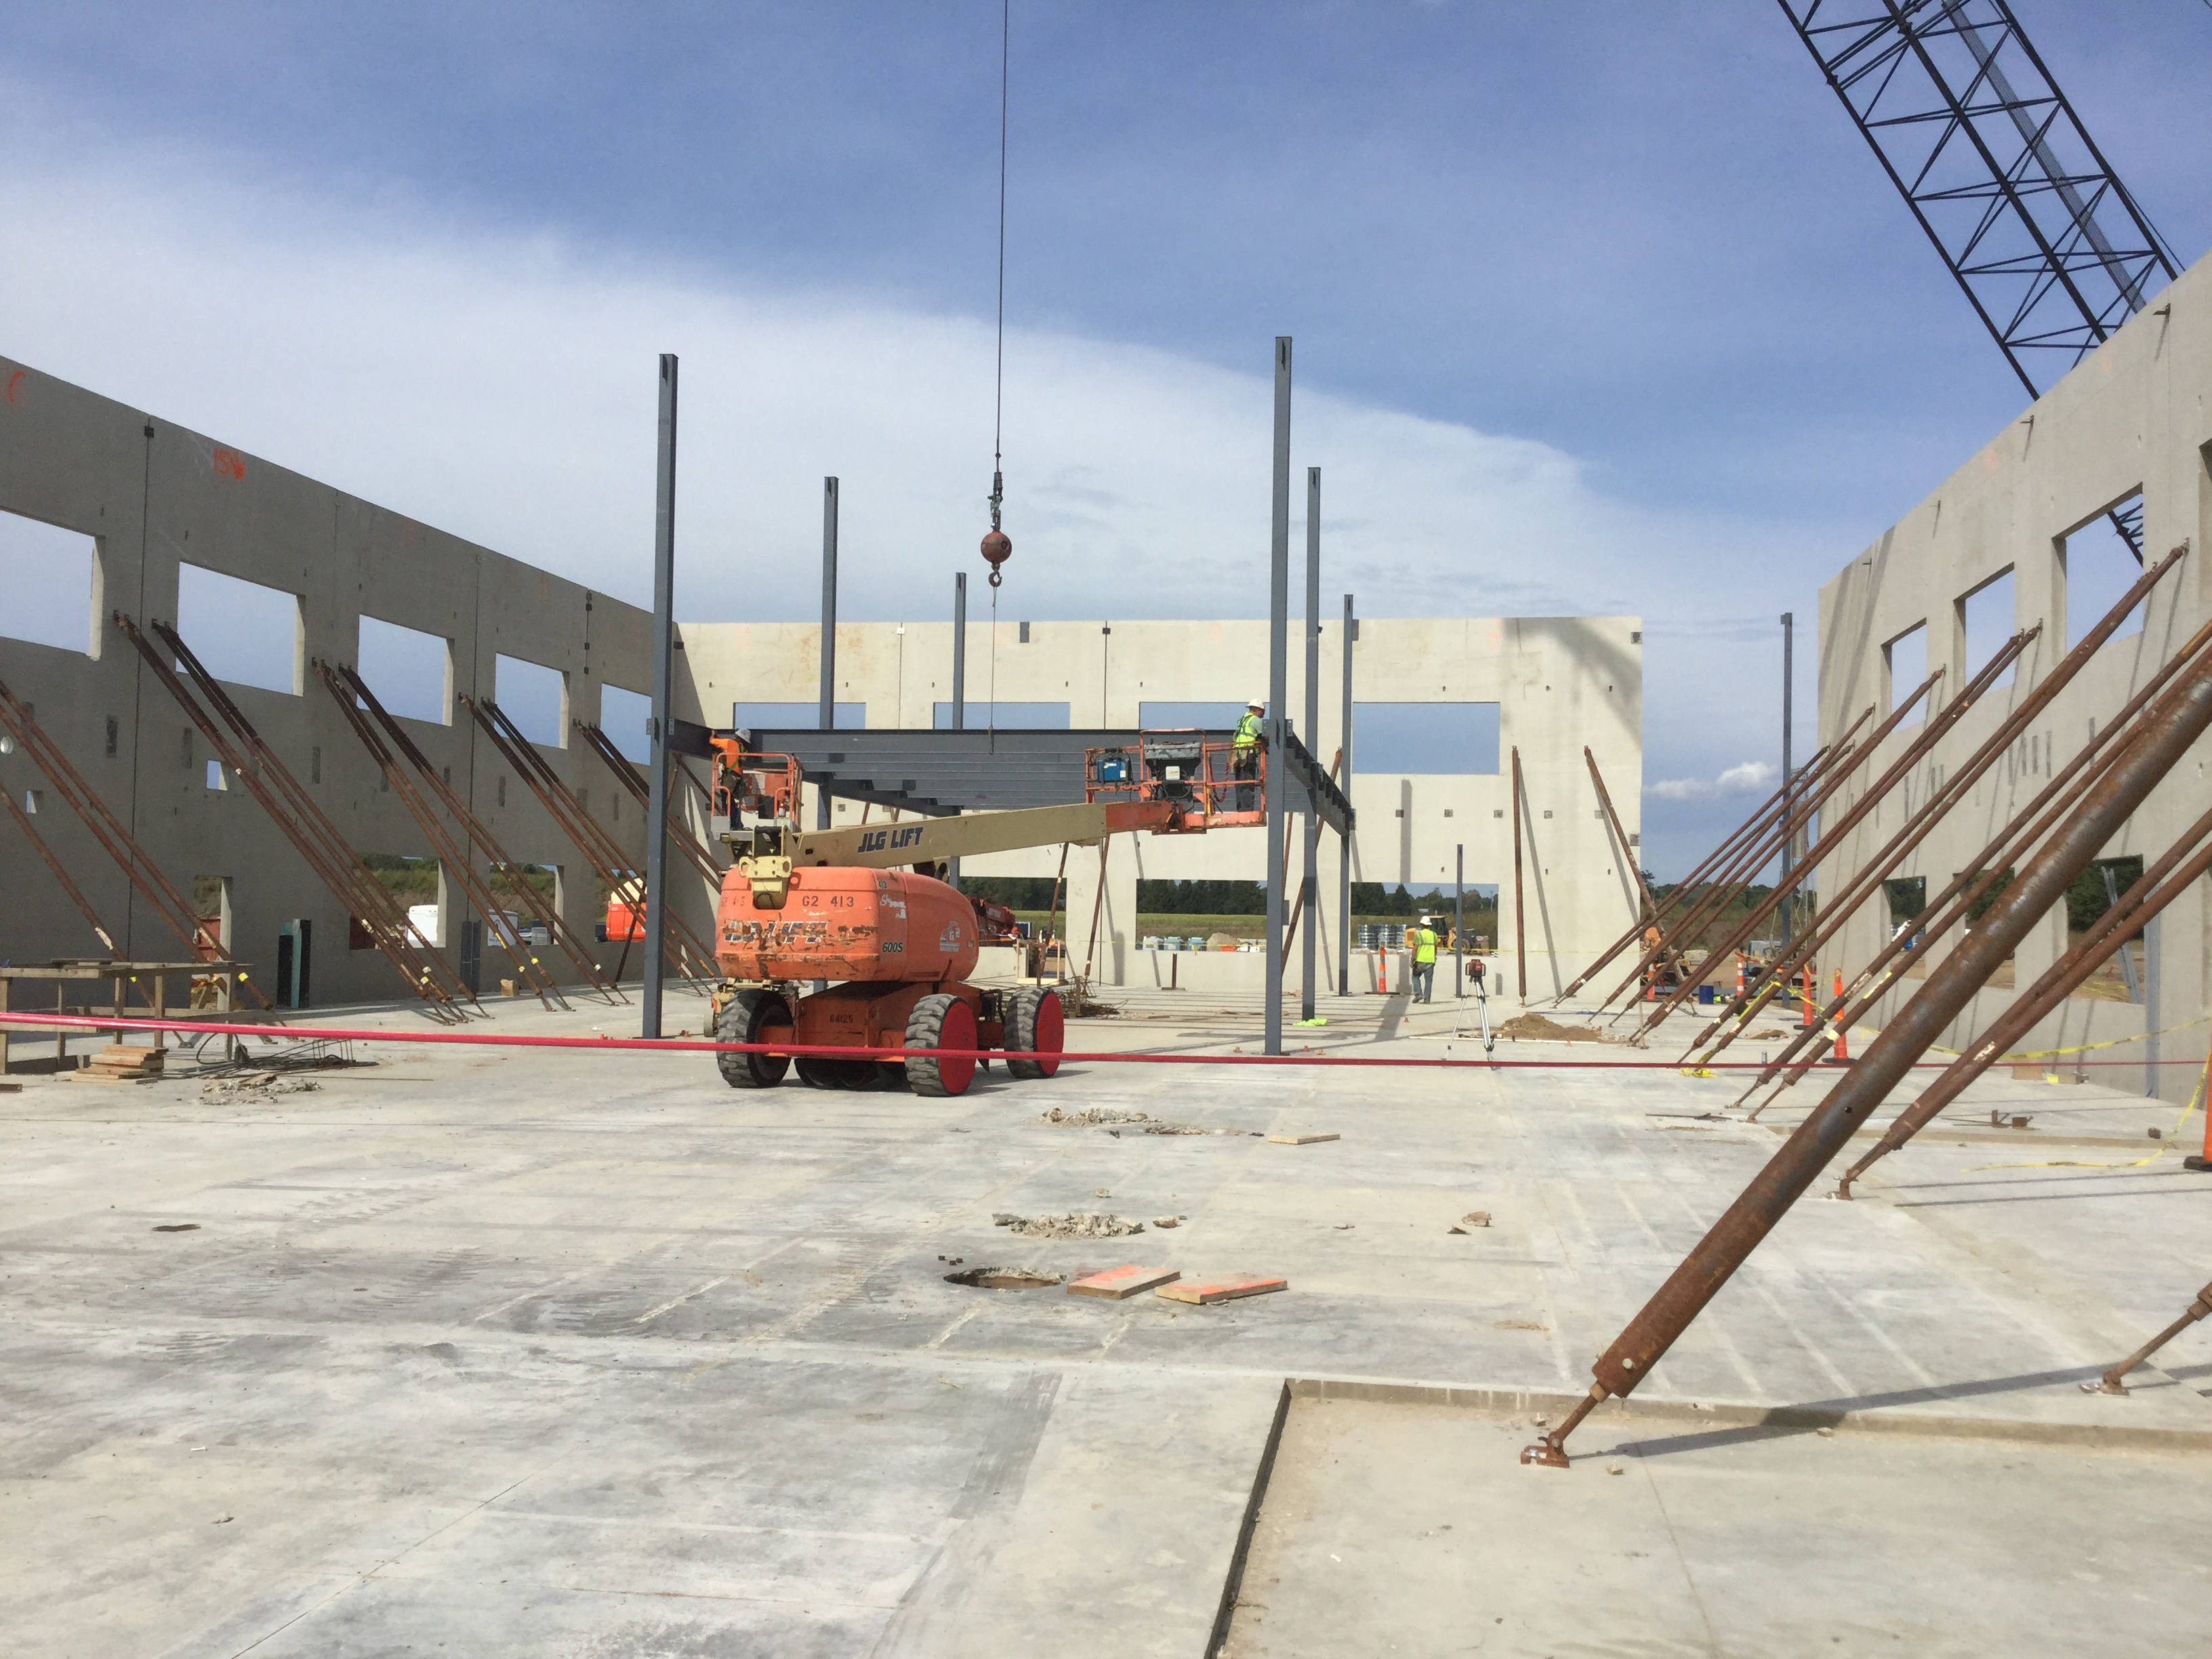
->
xmin=1003 ymin=986 xmax=1065 ymax=1081
xmin=716 ymin=988 xmax=792 ymax=1090
xmin=796 ymin=1056 xmax=884 ymax=1090
xmin=905 ymin=992 xmax=979 ymax=1098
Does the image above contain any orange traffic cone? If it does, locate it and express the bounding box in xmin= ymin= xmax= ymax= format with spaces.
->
xmin=1800 ymin=964 xmax=1816 ymax=1029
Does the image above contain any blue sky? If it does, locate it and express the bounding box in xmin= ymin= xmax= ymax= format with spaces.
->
xmin=2 ymin=1 xmax=2208 ymax=876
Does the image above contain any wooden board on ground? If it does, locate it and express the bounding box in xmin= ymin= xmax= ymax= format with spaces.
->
xmin=1267 ymin=1132 xmax=1338 ymax=1145
xmin=1156 ymin=1274 xmax=1287 ymax=1305
xmin=1067 ymin=1265 xmax=1181 ymax=1300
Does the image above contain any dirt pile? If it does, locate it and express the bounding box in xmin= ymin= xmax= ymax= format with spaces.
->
xmin=991 ymin=1212 xmax=1145 ymax=1240
xmin=199 ymin=1073 xmax=324 ymax=1102
xmin=1495 ymin=1014 xmax=1612 ymax=1044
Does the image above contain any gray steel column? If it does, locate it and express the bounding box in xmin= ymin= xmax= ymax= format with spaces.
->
xmin=952 ymin=572 xmax=967 ymax=730
xmin=641 ymin=352 xmax=678 ymax=1039
xmin=1300 ymin=467 xmax=1322 ymax=1019
xmin=1454 ymin=844 xmax=1465 ymax=999
xmin=1265 ymin=336 xmax=1291 ymax=1057
xmin=949 ymin=571 xmax=966 ymax=888
xmin=1780 ymin=611 xmax=1794 ymax=948
xmin=817 ymin=478 xmax=838 ymax=830
xmin=1338 ymin=592 xmax=1354 ymax=998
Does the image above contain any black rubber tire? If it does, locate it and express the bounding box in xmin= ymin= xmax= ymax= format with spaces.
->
xmin=1003 ymin=986 xmax=1065 ymax=1082
xmin=716 ymin=989 xmax=792 ymax=1089
xmin=796 ymin=1056 xmax=847 ymax=1090
xmin=904 ymin=992 xmax=979 ymax=1098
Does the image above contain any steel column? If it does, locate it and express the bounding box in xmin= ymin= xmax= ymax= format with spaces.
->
xmin=1264 ymin=337 xmax=1290 ymax=1057
xmin=951 ymin=569 xmax=966 ymax=886
xmin=1300 ymin=466 xmax=1321 ymax=1023
xmin=1338 ymin=594 xmax=1354 ymax=1000
xmin=1511 ymin=747 xmax=1526 ymax=1001
xmin=642 ymin=353 xmax=679 ymax=1038
xmin=817 ymin=476 xmax=839 ymax=830
xmin=1780 ymin=611 xmax=1795 ymax=949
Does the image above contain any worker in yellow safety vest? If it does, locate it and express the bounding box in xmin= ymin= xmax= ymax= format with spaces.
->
xmin=1410 ymin=915 xmax=1440 ymax=1003
xmin=1232 ymin=697 xmax=1265 ymax=810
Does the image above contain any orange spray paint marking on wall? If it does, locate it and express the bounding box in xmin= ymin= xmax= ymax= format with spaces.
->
xmin=211 ymin=448 xmax=247 ymax=482
xmin=3 ymin=369 xmax=24 ymax=405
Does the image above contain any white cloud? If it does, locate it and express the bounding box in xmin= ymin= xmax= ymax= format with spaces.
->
xmin=1645 ymin=760 xmax=1777 ymax=802
xmin=0 ymin=148 xmax=1822 ymax=636
xmin=0 ymin=142 xmax=1831 ymax=874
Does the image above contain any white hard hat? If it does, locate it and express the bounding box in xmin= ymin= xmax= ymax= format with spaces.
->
xmin=1247 ymin=697 xmax=1265 ymax=708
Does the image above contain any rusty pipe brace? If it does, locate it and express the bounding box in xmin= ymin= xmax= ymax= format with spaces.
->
xmin=1523 ymin=640 xmax=2212 ymax=1469
xmin=2083 ymin=1281 xmax=2212 ymax=1395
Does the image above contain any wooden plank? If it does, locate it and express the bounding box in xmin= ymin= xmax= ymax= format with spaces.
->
xmin=1066 ymin=1265 xmax=1181 ymax=1300
xmin=1267 ymin=1132 xmax=1339 ymax=1145
xmin=1155 ymin=1274 xmax=1287 ymax=1305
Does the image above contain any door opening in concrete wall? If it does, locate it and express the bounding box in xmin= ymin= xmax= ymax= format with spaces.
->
xmin=735 ymin=700 xmax=867 ymax=731
xmin=2061 ymin=497 xmax=2146 ymax=649
xmin=192 ymin=875 xmax=230 ymax=956
xmin=495 ymin=654 xmax=567 ymax=747
xmin=1884 ymin=623 xmax=1928 ymax=722
xmin=177 ymin=563 xmax=302 ymax=695
xmin=930 ymin=701 xmax=1067 ymax=729
xmin=1354 ymin=703 xmax=1500 ymax=774
xmin=356 ymin=616 xmax=451 ymax=724
xmin=0 ymin=509 xmax=97 ymax=655
xmin=2066 ymin=854 xmax=2146 ymax=1004
xmin=599 ymin=684 xmax=652 ymax=761
xmin=1958 ymin=569 xmax=2017 ymax=691
xmin=276 ymin=920 xmax=312 ymax=1008
xmin=491 ymin=862 xmax=558 ymax=943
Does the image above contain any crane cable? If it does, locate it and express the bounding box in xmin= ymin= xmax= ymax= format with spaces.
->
xmin=986 ymin=0 xmax=1010 ymax=748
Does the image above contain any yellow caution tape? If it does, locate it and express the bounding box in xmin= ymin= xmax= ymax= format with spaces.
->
xmin=1967 ymin=1040 xmax=2211 ymax=1174
xmin=1919 ymin=1011 xmax=2210 ymax=1063
xmin=1679 ymin=1067 xmax=1715 ymax=1078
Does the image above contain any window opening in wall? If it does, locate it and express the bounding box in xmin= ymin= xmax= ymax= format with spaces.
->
xmin=1019 ymin=621 xmax=1031 ymax=643
xmin=1959 ymin=569 xmax=2017 ymax=691
xmin=0 ymin=509 xmax=96 ymax=655
xmin=1353 ymin=703 xmax=1501 ymax=775
xmin=1884 ymin=623 xmax=1928 ymax=724
xmin=360 ymin=853 xmax=440 ymax=951
xmin=356 ymin=615 xmax=451 ymax=724
xmin=494 ymin=654 xmax=567 ymax=747
xmin=598 ymin=684 xmax=652 ymax=762
xmin=1138 ymin=701 xmax=1246 ymax=733
xmin=931 ymin=701 xmax=1066 ymax=729
xmin=177 ymin=563 xmax=301 ymax=695
xmin=24 ymin=788 xmax=42 ymax=814
xmin=2066 ymin=854 xmax=2146 ymax=1004
xmin=2061 ymin=497 xmax=2146 ymax=649
xmin=733 ymin=700 xmax=867 ymax=733
xmin=205 ymin=760 xmax=226 ymax=792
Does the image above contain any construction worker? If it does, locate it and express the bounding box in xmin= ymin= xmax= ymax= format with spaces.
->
xmin=1410 ymin=914 xmax=1440 ymax=1002
xmin=1232 ymin=697 xmax=1265 ymax=810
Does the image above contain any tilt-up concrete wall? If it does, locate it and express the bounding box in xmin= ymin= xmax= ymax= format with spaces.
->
xmin=1816 ymin=248 xmax=2212 ymax=1101
xmin=674 ymin=614 xmax=1645 ymax=994
xmin=0 ymin=355 xmax=706 ymax=1015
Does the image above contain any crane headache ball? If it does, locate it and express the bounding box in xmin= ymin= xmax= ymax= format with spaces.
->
xmin=980 ymin=527 xmax=1012 ymax=588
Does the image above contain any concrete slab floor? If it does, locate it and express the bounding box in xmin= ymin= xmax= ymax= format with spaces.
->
xmin=4 ymin=982 xmax=2211 ymax=1655
xmin=1221 ymin=1394 xmax=2212 ymax=1659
